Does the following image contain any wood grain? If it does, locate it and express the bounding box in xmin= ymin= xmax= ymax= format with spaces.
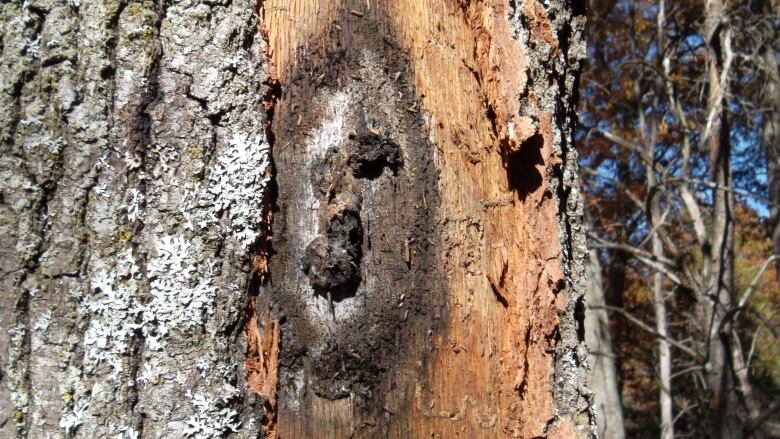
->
xmin=257 ymin=0 xmax=585 ymax=437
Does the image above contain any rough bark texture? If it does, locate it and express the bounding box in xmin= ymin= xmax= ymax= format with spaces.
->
xmin=0 ymin=0 xmax=592 ymax=437
xmin=0 ymin=0 xmax=272 ymax=437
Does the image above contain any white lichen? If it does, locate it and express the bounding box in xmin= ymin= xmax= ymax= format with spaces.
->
xmin=137 ymin=363 xmax=158 ymax=384
xmin=196 ymin=357 xmax=210 ymax=378
xmin=207 ymin=133 xmax=271 ymax=249
xmin=59 ymin=398 xmax=89 ymax=434
xmin=34 ymin=310 xmax=52 ymax=332
xmin=64 ymin=130 xmax=271 ymax=435
xmin=23 ymin=36 xmax=40 ymax=58
xmin=143 ymin=235 xmax=218 ymax=349
xmin=82 ymin=263 xmax=143 ymax=378
xmin=182 ymin=390 xmax=242 ymax=438
xmin=122 ymin=188 xmax=144 ymax=222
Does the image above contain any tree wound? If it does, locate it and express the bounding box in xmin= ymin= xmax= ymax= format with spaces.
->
xmin=302 ymin=130 xmax=402 ymax=303
xmin=348 ymin=132 xmax=403 ymax=179
xmin=266 ymin=49 xmax=445 ymax=412
xmin=301 ymin=195 xmax=363 ymax=301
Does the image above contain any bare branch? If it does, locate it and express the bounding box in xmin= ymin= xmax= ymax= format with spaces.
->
xmin=590 ymin=305 xmax=702 ymax=360
xmin=588 ymin=235 xmax=688 ymax=287
xmin=746 ymin=402 xmax=780 ymax=435
xmin=588 ymin=238 xmax=676 ymax=267
xmin=738 ymin=255 xmax=778 ymax=309
xmin=590 ymin=128 xmax=652 ymax=164
xmin=664 ymin=177 xmax=772 ymax=203
xmin=679 ymin=187 xmax=709 ymax=248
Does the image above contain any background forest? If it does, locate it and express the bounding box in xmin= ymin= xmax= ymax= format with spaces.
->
xmin=579 ymin=0 xmax=780 ymax=437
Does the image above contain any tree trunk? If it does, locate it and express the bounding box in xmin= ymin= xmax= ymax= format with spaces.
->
xmin=651 ymin=4 xmax=674 ymax=436
xmin=0 ymin=0 xmax=593 ymax=438
xmin=651 ymin=234 xmax=674 ymax=439
xmin=702 ymin=1 xmax=740 ymax=437
xmin=0 ymin=0 xmax=274 ymax=437
xmin=584 ymin=245 xmax=625 ymax=439
xmin=760 ymin=0 xmax=780 ymax=279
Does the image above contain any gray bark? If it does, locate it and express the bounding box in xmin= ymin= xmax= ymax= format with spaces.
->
xmin=0 ymin=0 xmax=271 ymax=437
xmin=584 ymin=248 xmax=625 ymax=439
xmin=702 ymin=0 xmax=740 ymax=436
xmin=652 ymin=5 xmax=674 ymax=436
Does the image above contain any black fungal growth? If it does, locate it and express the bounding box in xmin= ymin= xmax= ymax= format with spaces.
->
xmin=348 ymin=132 xmax=403 ymax=179
xmin=302 ymin=129 xmax=403 ymax=303
xmin=301 ymin=194 xmax=363 ymax=301
xmin=266 ymin=33 xmax=446 ymax=412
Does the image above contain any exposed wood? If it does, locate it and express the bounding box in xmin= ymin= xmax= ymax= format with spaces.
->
xmin=246 ymin=242 xmax=281 ymax=437
xmin=257 ymin=0 xmax=591 ymax=437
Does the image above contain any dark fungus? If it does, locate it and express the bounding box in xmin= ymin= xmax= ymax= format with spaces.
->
xmin=302 ymin=129 xmax=403 ymax=303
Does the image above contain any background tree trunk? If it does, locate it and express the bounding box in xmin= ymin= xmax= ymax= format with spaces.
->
xmin=760 ymin=0 xmax=780 ymax=278
xmin=584 ymin=244 xmax=625 ymax=439
xmin=0 ymin=0 xmax=593 ymax=438
xmin=702 ymin=0 xmax=740 ymax=437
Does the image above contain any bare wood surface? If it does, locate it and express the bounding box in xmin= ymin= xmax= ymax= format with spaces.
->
xmin=258 ymin=0 xmax=591 ymax=437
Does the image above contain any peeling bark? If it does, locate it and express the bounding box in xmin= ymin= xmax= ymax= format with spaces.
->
xmin=259 ymin=0 xmax=592 ymax=437
xmin=245 ymin=302 xmax=280 ymax=438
